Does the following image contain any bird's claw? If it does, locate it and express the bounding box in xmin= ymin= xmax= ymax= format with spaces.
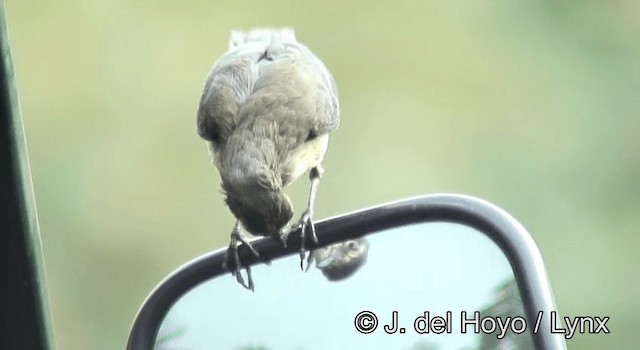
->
xmin=295 ymin=209 xmax=318 ymax=245
xmin=291 ymin=209 xmax=317 ymax=271
xmin=223 ymin=231 xmax=260 ymax=291
xmin=233 ymin=264 xmax=255 ymax=291
xmin=304 ymin=250 xmax=315 ymax=272
xmin=223 ymin=244 xmax=254 ymax=291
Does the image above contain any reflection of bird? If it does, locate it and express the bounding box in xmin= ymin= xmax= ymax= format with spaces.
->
xmin=196 ymin=28 xmax=340 ymax=290
xmin=309 ymin=238 xmax=370 ymax=281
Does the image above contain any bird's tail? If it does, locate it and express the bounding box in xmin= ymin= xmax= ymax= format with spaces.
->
xmin=229 ymin=27 xmax=296 ymax=49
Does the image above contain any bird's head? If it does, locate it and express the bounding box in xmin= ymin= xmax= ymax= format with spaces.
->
xmin=312 ymin=238 xmax=370 ymax=281
xmin=222 ymin=172 xmax=293 ymax=238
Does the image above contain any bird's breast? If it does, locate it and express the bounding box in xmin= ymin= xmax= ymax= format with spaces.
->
xmin=282 ymin=134 xmax=329 ymax=185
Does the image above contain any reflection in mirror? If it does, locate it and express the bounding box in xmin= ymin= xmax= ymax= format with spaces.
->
xmin=309 ymin=237 xmax=370 ymax=281
xmin=155 ymin=223 xmax=533 ymax=350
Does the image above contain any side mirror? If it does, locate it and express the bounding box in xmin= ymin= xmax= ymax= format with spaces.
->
xmin=127 ymin=194 xmax=567 ymax=349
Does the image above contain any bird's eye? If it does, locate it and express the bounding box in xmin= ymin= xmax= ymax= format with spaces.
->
xmin=347 ymin=241 xmax=358 ymax=250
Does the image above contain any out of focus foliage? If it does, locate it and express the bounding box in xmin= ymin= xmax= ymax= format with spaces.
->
xmin=477 ymin=279 xmax=534 ymax=350
xmin=4 ymin=0 xmax=638 ymax=349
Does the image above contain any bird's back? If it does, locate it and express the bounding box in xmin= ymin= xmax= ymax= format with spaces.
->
xmin=197 ymin=28 xmax=340 ymax=182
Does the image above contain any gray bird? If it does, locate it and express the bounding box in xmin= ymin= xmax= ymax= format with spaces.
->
xmin=196 ymin=28 xmax=340 ymax=290
xmin=308 ymin=238 xmax=370 ymax=281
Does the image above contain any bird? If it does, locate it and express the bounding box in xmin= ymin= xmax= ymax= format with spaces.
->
xmin=196 ymin=27 xmax=340 ymax=290
xmin=308 ymin=238 xmax=370 ymax=281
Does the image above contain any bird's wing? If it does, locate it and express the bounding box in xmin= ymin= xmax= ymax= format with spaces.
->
xmin=196 ymin=45 xmax=265 ymax=145
xmin=296 ymin=43 xmax=340 ymax=138
xmin=198 ymin=32 xmax=339 ymax=150
xmin=243 ymin=43 xmax=340 ymax=144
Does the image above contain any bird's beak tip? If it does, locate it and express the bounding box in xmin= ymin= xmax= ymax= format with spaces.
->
xmin=315 ymin=254 xmax=336 ymax=268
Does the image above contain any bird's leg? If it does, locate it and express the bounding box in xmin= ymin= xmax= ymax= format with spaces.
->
xmin=223 ymin=221 xmax=260 ymax=291
xmin=292 ymin=165 xmax=323 ymax=270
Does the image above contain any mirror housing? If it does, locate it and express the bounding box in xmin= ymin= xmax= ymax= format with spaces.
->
xmin=127 ymin=194 xmax=567 ymax=350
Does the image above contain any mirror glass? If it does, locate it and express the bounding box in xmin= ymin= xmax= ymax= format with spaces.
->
xmin=155 ymin=223 xmax=533 ymax=349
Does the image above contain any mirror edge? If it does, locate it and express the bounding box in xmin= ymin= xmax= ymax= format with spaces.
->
xmin=127 ymin=193 xmax=567 ymax=350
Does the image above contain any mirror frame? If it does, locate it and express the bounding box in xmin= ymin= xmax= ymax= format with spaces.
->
xmin=127 ymin=194 xmax=567 ymax=350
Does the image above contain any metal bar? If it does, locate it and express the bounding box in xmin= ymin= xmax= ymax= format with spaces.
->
xmin=0 ymin=1 xmax=54 ymax=349
xmin=127 ymin=194 xmax=566 ymax=350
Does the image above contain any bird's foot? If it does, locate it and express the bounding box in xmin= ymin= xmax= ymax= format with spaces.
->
xmin=223 ymin=230 xmax=261 ymax=291
xmin=290 ymin=208 xmax=317 ymax=270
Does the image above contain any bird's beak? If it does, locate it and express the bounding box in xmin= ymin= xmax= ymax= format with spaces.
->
xmin=315 ymin=247 xmax=339 ymax=268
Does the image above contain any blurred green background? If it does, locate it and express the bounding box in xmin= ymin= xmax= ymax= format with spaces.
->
xmin=4 ymin=0 xmax=638 ymax=349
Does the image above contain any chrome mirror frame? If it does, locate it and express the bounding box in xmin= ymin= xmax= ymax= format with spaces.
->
xmin=127 ymin=194 xmax=567 ymax=350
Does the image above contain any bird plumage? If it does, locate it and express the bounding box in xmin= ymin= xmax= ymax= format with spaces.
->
xmin=197 ymin=28 xmax=340 ymax=289
xmin=198 ymin=28 xmax=338 ymax=239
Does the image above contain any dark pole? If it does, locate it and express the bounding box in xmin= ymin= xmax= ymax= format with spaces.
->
xmin=0 ymin=1 xmax=54 ymax=349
